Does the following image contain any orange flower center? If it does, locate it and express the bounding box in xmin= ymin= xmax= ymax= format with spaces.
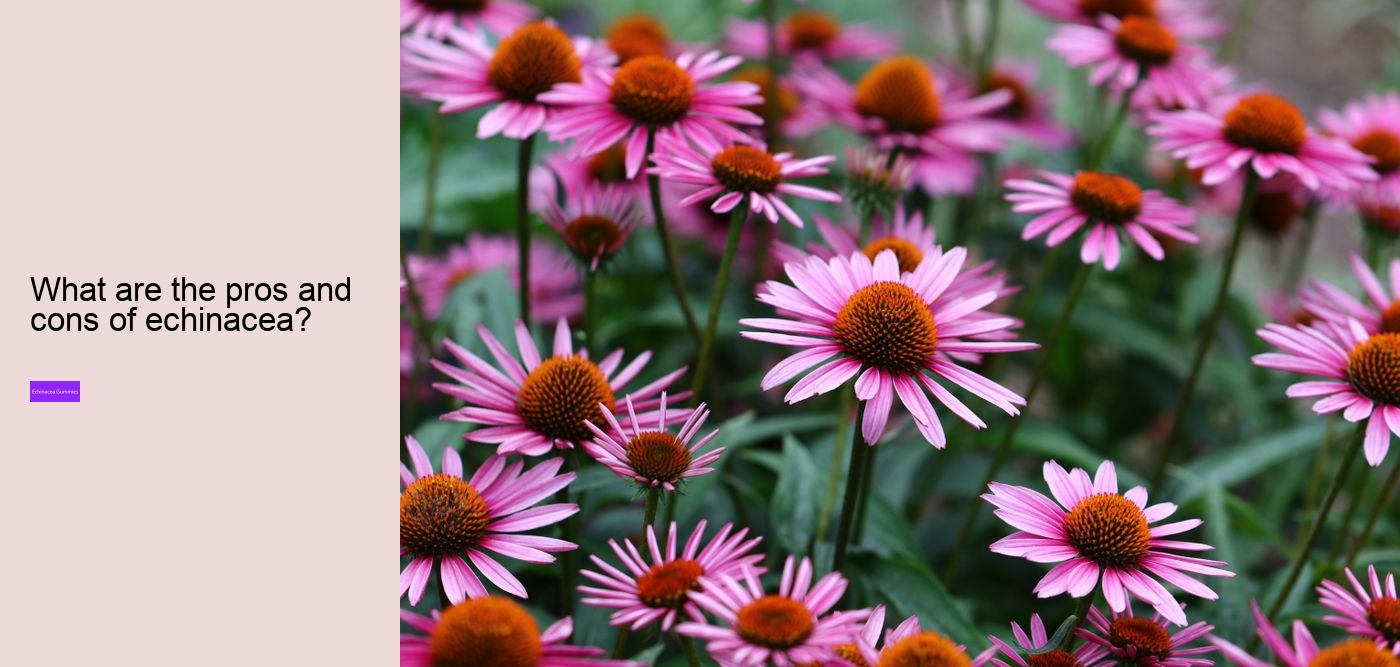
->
xmin=733 ymin=66 xmax=800 ymax=121
xmin=609 ymin=56 xmax=695 ymax=126
xmin=1064 ymin=493 xmax=1152 ymax=567
xmin=878 ymin=631 xmax=971 ymax=667
xmin=401 ymin=474 xmax=489 ymax=557
xmin=1071 ymin=172 xmax=1143 ymax=224
xmin=1030 ymin=650 xmax=1085 ymax=667
xmin=787 ymin=10 xmax=842 ymax=50
xmin=1368 ymin=597 xmax=1400 ymax=643
xmin=430 ymin=596 xmax=543 ymax=667
xmin=1113 ymin=16 xmax=1178 ymax=65
xmin=1249 ymin=191 xmax=1301 ymax=236
xmin=1109 ymin=616 xmax=1174 ymax=659
xmin=586 ymin=144 xmax=629 ymax=184
xmin=835 ymin=643 xmax=871 ymax=667
xmin=863 ymin=237 xmax=926 ymax=273
xmin=1079 ymin=0 xmax=1157 ymax=19
xmin=982 ymin=71 xmax=1033 ymax=119
xmin=1353 ymin=129 xmax=1400 ymax=175
xmin=563 ymin=215 xmax=624 ymax=261
xmin=1346 ymin=333 xmax=1400 ymax=406
xmin=516 ymin=355 xmax=617 ymax=443
xmin=712 ymin=146 xmax=784 ymax=194
xmin=1306 ymin=640 xmax=1400 ymax=667
xmin=625 ymin=431 xmax=692 ymax=483
xmin=607 ymin=14 xmax=669 ymax=64
xmin=1223 ymin=94 xmax=1307 ymax=155
xmin=834 ymin=282 xmax=939 ymax=374
xmin=420 ymin=0 xmax=490 ymax=12
xmin=1380 ymin=301 xmax=1400 ymax=334
xmin=635 ymin=558 xmax=705 ymax=608
xmin=487 ymin=22 xmax=582 ymax=103
xmin=736 ymin=596 xmax=815 ymax=649
xmin=855 ymin=56 xmax=943 ymax=134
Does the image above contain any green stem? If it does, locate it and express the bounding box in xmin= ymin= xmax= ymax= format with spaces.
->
xmin=419 ymin=111 xmax=444 ymax=254
xmin=1303 ymin=415 xmax=1338 ymax=518
xmin=1062 ymin=591 xmax=1098 ymax=650
xmin=833 ymin=401 xmax=869 ymax=572
xmin=1151 ymin=170 xmax=1259 ymax=489
xmin=1347 ymin=458 xmax=1400 ymax=568
xmin=646 ymin=127 xmax=702 ymax=342
xmin=611 ymin=627 xmax=632 ymax=659
xmin=953 ymin=0 xmax=973 ymax=68
xmin=584 ymin=270 xmax=599 ymax=358
xmin=643 ymin=487 xmax=661 ymax=530
xmin=691 ymin=207 xmax=747 ymax=400
xmin=817 ymin=391 xmax=856 ymax=540
xmin=944 ymin=260 xmax=1094 ymax=579
xmin=852 ymin=430 xmax=879 ymax=542
xmin=1329 ymin=464 xmax=1371 ymax=564
xmin=761 ymin=0 xmax=781 ymax=149
xmin=975 ymin=0 xmax=1003 ymax=86
xmin=399 ymin=244 xmax=435 ymax=360
xmin=517 ymin=134 xmax=537 ymax=329
xmin=680 ymin=635 xmax=704 ymax=667
xmin=1088 ymin=80 xmax=1142 ymax=170
xmin=1263 ymin=424 xmax=1365 ymax=626
xmin=1284 ymin=200 xmax=1320 ymax=290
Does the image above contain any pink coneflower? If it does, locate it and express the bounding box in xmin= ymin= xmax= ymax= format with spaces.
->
xmin=406 ymin=233 xmax=581 ymax=322
xmin=795 ymin=57 xmax=1011 ymax=196
xmin=984 ymin=460 xmax=1233 ymax=626
xmin=432 ymin=318 xmax=687 ymax=456
xmin=400 ymin=22 xmax=612 ymax=139
xmin=532 ymin=143 xmax=646 ymax=211
xmin=541 ymin=185 xmax=642 ymax=271
xmin=1212 ymin=601 xmax=1400 ymax=667
xmin=401 ymin=596 xmax=643 ymax=667
xmin=399 ymin=436 xmax=577 ymax=604
xmin=843 ymin=144 xmax=917 ymax=218
xmin=540 ymin=52 xmax=764 ymax=179
xmin=1148 ymin=92 xmax=1377 ymax=191
xmin=989 ymin=613 xmax=1113 ymax=667
xmin=1359 ymin=185 xmax=1400 ymax=236
xmin=730 ymin=66 xmax=831 ymax=140
xmin=1300 ymin=254 xmax=1400 ymax=334
xmin=1004 ymin=170 xmax=1198 ymax=270
xmin=399 ymin=0 xmax=535 ymax=40
xmin=604 ymin=13 xmax=672 ymax=64
xmin=725 ymin=10 xmax=897 ymax=62
xmin=773 ymin=206 xmax=938 ymax=271
xmin=578 ymin=520 xmax=765 ymax=631
xmin=1078 ymin=604 xmax=1215 ymax=667
xmin=1195 ymin=172 xmax=1310 ymax=241
xmin=649 ymin=139 xmax=840 ymax=227
xmin=1047 ymin=16 xmax=1219 ymax=110
xmin=741 ymin=249 xmax=1037 ymax=448
xmin=1021 ymin=0 xmax=1224 ymax=40
xmin=975 ymin=61 xmax=1074 ymax=148
xmin=1253 ymin=317 xmax=1400 ymax=466
xmin=1320 ymin=92 xmax=1400 ymax=188
xmin=676 ymin=556 xmax=869 ymax=666
xmin=1318 ymin=565 xmax=1400 ymax=653
xmin=854 ymin=612 xmax=999 ymax=667
xmin=583 ymin=393 xmax=722 ymax=490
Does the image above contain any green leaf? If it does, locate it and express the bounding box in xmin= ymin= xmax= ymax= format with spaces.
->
xmin=1204 ymin=477 xmax=1251 ymax=642
xmin=1168 ymin=420 xmax=1329 ymax=502
xmin=772 ymin=435 xmax=820 ymax=554
xmin=864 ymin=555 xmax=984 ymax=649
xmin=862 ymin=493 xmax=925 ymax=563
xmin=446 ymin=268 xmax=520 ymax=345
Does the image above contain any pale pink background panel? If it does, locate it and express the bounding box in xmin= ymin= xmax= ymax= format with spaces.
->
xmin=0 ymin=1 xmax=396 ymax=665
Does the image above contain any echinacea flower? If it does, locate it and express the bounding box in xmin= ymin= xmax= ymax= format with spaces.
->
xmin=773 ymin=205 xmax=938 ymax=272
xmin=677 ymin=556 xmax=869 ymax=666
xmin=578 ymin=520 xmax=765 ymax=631
xmin=400 ymin=22 xmax=612 ymax=139
xmin=541 ymin=185 xmax=642 ymax=271
xmin=400 ymin=596 xmax=643 ymax=667
xmin=844 ymin=144 xmax=917 ymax=218
xmin=1317 ymin=564 xmax=1400 ymax=653
xmin=990 ymin=613 xmax=1113 ymax=667
xmin=1359 ymin=185 xmax=1400 ymax=236
xmin=1301 ymin=253 xmax=1400 ymax=335
xmin=725 ymin=10 xmax=897 ymax=63
xmin=1149 ymin=92 xmax=1377 ymax=191
xmin=405 ymin=233 xmax=581 ymax=321
xmin=1253 ymin=317 xmax=1400 ymax=466
xmin=583 ymin=393 xmax=723 ymax=490
xmin=649 ymin=139 xmax=840 ymax=227
xmin=854 ymin=613 xmax=999 ymax=667
xmin=1078 ymin=604 xmax=1215 ymax=667
xmin=976 ymin=61 xmax=1074 ymax=148
xmin=984 ymin=460 xmax=1233 ymax=626
xmin=540 ymin=52 xmax=763 ymax=178
xmin=1047 ymin=15 xmax=1220 ymax=110
xmin=532 ymin=143 xmax=646 ymax=211
xmin=399 ymin=436 xmax=577 ymax=604
xmin=605 ymin=13 xmax=671 ymax=64
xmin=1021 ymin=0 xmax=1224 ymax=40
xmin=1212 ymin=601 xmax=1400 ymax=667
xmin=1320 ymin=92 xmax=1400 ymax=188
xmin=742 ymin=249 xmax=1037 ymax=447
xmin=1004 ymin=170 xmax=1198 ymax=270
xmin=399 ymin=0 xmax=535 ymax=40
xmin=730 ymin=66 xmax=830 ymax=139
xmin=433 ymin=318 xmax=687 ymax=456
xmin=796 ymin=56 xmax=1011 ymax=196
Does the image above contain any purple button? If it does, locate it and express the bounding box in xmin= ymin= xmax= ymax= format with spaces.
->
xmin=31 ymin=380 xmax=80 ymax=402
